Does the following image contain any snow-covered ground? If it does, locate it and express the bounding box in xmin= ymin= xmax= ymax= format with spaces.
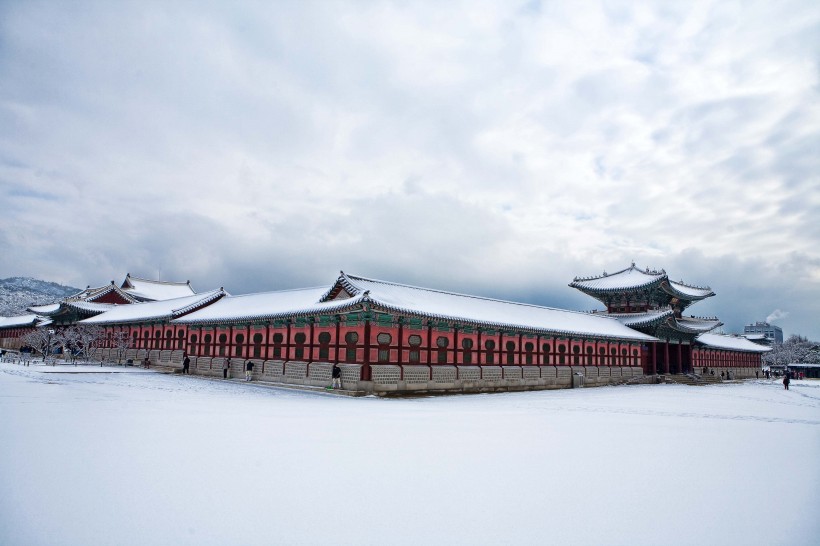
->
xmin=1 ymin=362 xmax=818 ymax=546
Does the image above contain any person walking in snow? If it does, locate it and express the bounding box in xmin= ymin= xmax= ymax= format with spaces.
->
xmin=783 ymin=373 xmax=790 ymax=390
xmin=331 ymin=363 xmax=342 ymax=390
xmin=182 ymin=354 xmax=190 ymax=374
xmin=142 ymin=356 xmax=150 ymax=369
xmin=244 ymin=359 xmax=253 ymax=381
xmin=223 ymin=357 xmax=231 ymax=379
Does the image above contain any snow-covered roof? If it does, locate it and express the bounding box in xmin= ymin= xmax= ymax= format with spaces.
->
xmin=742 ymin=333 xmax=767 ymax=341
xmin=66 ymin=301 xmax=117 ymax=313
xmin=121 ymin=274 xmax=196 ymax=302
xmin=570 ymin=264 xmax=714 ymax=303
xmin=0 ymin=314 xmax=40 ymax=328
xmin=27 ymin=303 xmax=61 ymax=314
xmin=696 ymin=333 xmax=771 ymax=353
xmin=667 ymin=280 xmax=714 ymax=299
xmin=328 ymin=273 xmax=657 ymax=341
xmin=675 ymin=316 xmax=722 ymax=334
xmin=173 ymin=286 xmax=365 ymax=324
xmin=570 ymin=264 xmax=665 ymax=292
xmin=81 ymin=289 xmax=225 ymax=325
xmin=67 ymin=283 xmax=140 ymax=304
xmin=606 ymin=309 xmax=674 ymax=327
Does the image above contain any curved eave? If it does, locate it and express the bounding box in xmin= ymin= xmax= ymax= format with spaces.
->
xmin=65 ymin=302 xmax=113 ymax=316
xmin=696 ymin=334 xmax=772 ymax=353
xmin=170 ymin=290 xmax=227 ymax=318
xmin=26 ymin=304 xmax=63 ymax=316
xmin=83 ymin=313 xmax=177 ymax=326
xmin=609 ymin=309 xmax=674 ymax=328
xmin=367 ymin=301 xmax=657 ymax=343
xmin=667 ymin=317 xmax=723 ymax=334
xmin=661 ymin=281 xmax=715 ymax=302
xmin=171 ymin=295 xmax=368 ymax=327
xmin=569 ymin=276 xmax=664 ymax=296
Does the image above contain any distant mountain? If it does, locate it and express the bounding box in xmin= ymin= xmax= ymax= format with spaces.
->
xmin=0 ymin=277 xmax=82 ymax=317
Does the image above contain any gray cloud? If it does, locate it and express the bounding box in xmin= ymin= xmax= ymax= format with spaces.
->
xmin=1 ymin=0 xmax=818 ymax=338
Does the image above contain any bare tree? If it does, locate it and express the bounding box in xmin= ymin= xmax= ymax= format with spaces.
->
xmin=63 ymin=324 xmax=107 ymax=364
xmin=20 ymin=328 xmax=61 ymax=365
xmin=110 ymin=330 xmax=132 ymax=364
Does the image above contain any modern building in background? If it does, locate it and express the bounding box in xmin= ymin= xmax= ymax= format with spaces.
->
xmin=744 ymin=321 xmax=783 ymax=344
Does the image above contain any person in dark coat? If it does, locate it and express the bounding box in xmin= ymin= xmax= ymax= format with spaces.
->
xmin=783 ymin=373 xmax=790 ymax=390
xmin=331 ymin=363 xmax=342 ymax=390
xmin=244 ymin=360 xmax=254 ymax=381
xmin=182 ymin=354 xmax=191 ymax=374
xmin=223 ymin=357 xmax=231 ymax=379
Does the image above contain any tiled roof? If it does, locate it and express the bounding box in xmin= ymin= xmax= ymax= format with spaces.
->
xmin=606 ymin=309 xmax=674 ymax=327
xmin=337 ymin=273 xmax=656 ymax=341
xmin=665 ymin=280 xmax=715 ymax=300
xmin=0 ymin=314 xmax=41 ymax=328
xmin=696 ymin=333 xmax=771 ymax=353
xmin=570 ymin=264 xmax=665 ymax=292
xmin=81 ymin=289 xmax=226 ymax=325
xmin=173 ymin=287 xmax=365 ymax=324
xmin=121 ymin=274 xmax=196 ymax=301
xmin=27 ymin=303 xmax=62 ymax=315
xmin=674 ymin=316 xmax=722 ymax=333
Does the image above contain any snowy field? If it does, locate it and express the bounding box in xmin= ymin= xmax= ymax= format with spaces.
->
xmin=1 ymin=362 xmax=818 ymax=546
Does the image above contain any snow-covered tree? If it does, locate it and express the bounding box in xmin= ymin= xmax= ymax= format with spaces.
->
xmin=70 ymin=324 xmax=106 ymax=363
xmin=110 ymin=331 xmax=132 ymax=364
xmin=763 ymin=335 xmax=820 ymax=366
xmin=20 ymin=328 xmax=61 ymax=365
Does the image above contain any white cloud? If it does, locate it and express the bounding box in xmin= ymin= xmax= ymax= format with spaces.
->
xmin=0 ymin=0 xmax=818 ymax=337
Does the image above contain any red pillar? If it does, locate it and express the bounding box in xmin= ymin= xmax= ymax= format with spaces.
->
xmin=677 ymin=343 xmax=683 ymax=374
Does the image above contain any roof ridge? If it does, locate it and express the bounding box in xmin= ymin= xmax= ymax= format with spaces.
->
xmin=571 ymin=264 xmax=666 ymax=283
xmin=346 ymin=273 xmax=614 ymax=318
xmin=669 ymin=278 xmax=712 ymax=291
xmin=125 ymin=275 xmax=191 ymax=287
xmin=224 ymin=285 xmax=331 ymax=300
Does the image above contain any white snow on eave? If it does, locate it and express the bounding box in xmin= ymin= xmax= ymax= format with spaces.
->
xmin=669 ymin=280 xmax=713 ymax=298
xmin=27 ymin=303 xmax=61 ymax=314
xmin=68 ymin=302 xmax=117 ymax=313
xmin=172 ymin=286 xmax=359 ymax=324
xmin=0 ymin=314 xmax=39 ymax=328
xmin=80 ymin=290 xmax=222 ymax=325
xmin=696 ymin=333 xmax=772 ymax=352
xmin=122 ymin=278 xmax=196 ymax=301
xmin=348 ymin=276 xmax=656 ymax=342
xmin=571 ymin=267 xmax=663 ymax=291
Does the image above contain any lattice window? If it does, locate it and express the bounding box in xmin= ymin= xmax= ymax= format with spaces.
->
xmin=318 ymin=332 xmax=331 ymax=360
xmin=294 ymin=332 xmax=307 ymax=360
xmin=272 ymin=333 xmax=284 ymax=359
xmin=408 ymin=334 xmax=422 ymax=363
xmin=377 ymin=333 xmax=391 ymax=363
xmin=524 ymin=342 xmax=534 ymax=365
xmin=436 ymin=336 xmax=449 ymax=364
xmin=485 ymin=339 xmax=496 ymax=364
xmin=345 ymin=331 xmax=358 ymax=363
xmin=462 ymin=338 xmax=473 ymax=365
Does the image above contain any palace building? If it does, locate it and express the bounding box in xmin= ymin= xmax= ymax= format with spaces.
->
xmin=0 ymin=266 xmax=769 ymax=394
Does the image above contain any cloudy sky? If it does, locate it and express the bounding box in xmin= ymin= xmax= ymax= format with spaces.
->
xmin=1 ymin=0 xmax=818 ymax=338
